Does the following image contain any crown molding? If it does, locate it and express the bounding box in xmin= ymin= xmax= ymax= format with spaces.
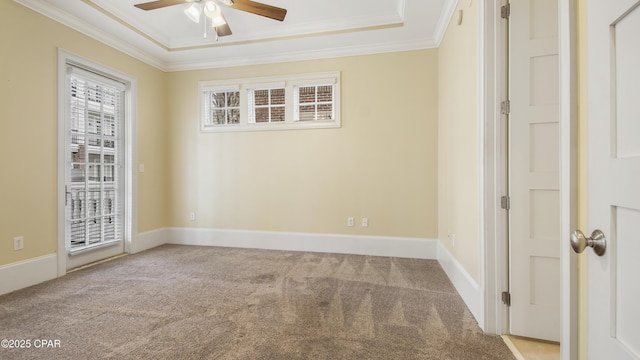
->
xmin=169 ymin=13 xmax=404 ymax=49
xmin=14 ymin=0 xmax=168 ymax=70
xmin=165 ymin=37 xmax=438 ymax=71
xmin=434 ymin=0 xmax=459 ymax=46
xmin=14 ymin=0 xmax=443 ymax=73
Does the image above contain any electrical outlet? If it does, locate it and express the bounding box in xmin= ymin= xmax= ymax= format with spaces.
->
xmin=347 ymin=217 xmax=354 ymax=227
xmin=13 ymin=236 xmax=24 ymax=251
xmin=361 ymin=218 xmax=368 ymax=227
xmin=190 ymin=212 xmax=196 ymax=221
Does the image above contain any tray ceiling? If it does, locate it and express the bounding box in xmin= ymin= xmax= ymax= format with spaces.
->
xmin=15 ymin=0 xmax=455 ymax=71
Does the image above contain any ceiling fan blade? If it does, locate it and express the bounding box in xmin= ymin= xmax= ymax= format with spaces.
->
xmin=229 ymin=0 xmax=287 ymax=21
xmin=134 ymin=0 xmax=186 ymax=11
xmin=215 ymin=14 xmax=233 ymax=37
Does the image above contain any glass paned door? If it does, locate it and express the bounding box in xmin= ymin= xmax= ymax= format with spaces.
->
xmin=66 ymin=69 xmax=124 ymax=256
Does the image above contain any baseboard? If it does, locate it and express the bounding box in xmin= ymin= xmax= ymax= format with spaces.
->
xmin=133 ymin=228 xmax=168 ymax=254
xmin=0 ymin=254 xmax=58 ymax=296
xmin=437 ymin=242 xmax=483 ymax=328
xmin=0 ymin=229 xmax=482 ymax=326
xmin=154 ymin=227 xmax=483 ymax=325
xmin=165 ymin=227 xmax=439 ymax=259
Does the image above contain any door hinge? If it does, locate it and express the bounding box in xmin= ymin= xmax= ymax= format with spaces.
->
xmin=502 ymin=291 xmax=511 ymax=306
xmin=501 ymin=3 xmax=511 ymax=19
xmin=501 ymin=195 xmax=510 ymax=210
xmin=501 ymin=100 xmax=511 ymax=115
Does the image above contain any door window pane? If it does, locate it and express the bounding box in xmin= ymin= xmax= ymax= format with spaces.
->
xmin=67 ymin=73 xmax=123 ymax=252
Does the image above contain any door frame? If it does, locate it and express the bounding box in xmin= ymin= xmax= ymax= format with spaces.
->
xmin=480 ymin=0 xmax=578 ymax=358
xmin=479 ymin=0 xmax=510 ymax=337
xmin=557 ymin=1 xmax=579 ymax=358
xmin=56 ymin=49 xmax=138 ymax=276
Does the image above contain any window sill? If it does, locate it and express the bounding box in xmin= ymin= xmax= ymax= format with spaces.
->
xmin=201 ymin=119 xmax=340 ymax=133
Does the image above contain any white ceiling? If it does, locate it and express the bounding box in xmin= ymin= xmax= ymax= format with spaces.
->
xmin=15 ymin=0 xmax=455 ymax=72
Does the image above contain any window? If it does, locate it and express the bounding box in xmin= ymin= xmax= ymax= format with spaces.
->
xmin=248 ymin=86 xmax=286 ymax=123
xmin=200 ymin=72 xmax=340 ymax=132
xmin=202 ymin=86 xmax=240 ymax=127
xmin=295 ymin=84 xmax=334 ymax=121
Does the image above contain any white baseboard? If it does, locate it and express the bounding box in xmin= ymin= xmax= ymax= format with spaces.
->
xmin=160 ymin=227 xmax=482 ymax=326
xmin=133 ymin=228 xmax=168 ymax=254
xmin=0 ymin=254 xmax=58 ymax=296
xmin=1 ymin=229 xmax=483 ymax=331
xmin=437 ymin=243 xmax=483 ymax=328
xmin=165 ymin=227 xmax=439 ymax=259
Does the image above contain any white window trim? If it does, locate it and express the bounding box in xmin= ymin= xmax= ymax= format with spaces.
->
xmin=199 ymin=71 xmax=341 ymax=133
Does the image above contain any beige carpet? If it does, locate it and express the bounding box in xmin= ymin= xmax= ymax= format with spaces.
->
xmin=0 ymin=245 xmax=515 ymax=359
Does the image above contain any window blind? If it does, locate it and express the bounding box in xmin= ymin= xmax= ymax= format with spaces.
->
xmin=294 ymin=83 xmax=335 ymax=121
xmin=67 ymin=67 xmax=123 ymax=252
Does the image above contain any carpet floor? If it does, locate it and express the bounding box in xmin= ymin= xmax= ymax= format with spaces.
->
xmin=0 ymin=245 xmax=515 ymax=359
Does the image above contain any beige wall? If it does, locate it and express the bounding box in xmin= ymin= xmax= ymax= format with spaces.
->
xmin=0 ymin=1 xmax=438 ymax=269
xmin=0 ymin=1 xmax=170 ymax=266
xmin=438 ymin=1 xmax=480 ymax=281
xmin=166 ymin=50 xmax=439 ymax=239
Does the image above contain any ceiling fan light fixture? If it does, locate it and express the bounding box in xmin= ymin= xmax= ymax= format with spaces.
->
xmin=184 ymin=3 xmax=202 ymax=23
xmin=203 ymin=0 xmax=225 ymax=26
xmin=211 ymin=14 xmax=226 ymax=27
xmin=135 ymin=0 xmax=286 ymax=38
xmin=203 ymin=1 xmax=218 ymax=18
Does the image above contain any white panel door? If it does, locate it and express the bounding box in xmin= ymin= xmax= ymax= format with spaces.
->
xmin=585 ymin=0 xmax=640 ymax=358
xmin=508 ymin=0 xmax=560 ymax=341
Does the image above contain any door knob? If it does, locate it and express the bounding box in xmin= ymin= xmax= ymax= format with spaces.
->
xmin=570 ymin=229 xmax=606 ymax=256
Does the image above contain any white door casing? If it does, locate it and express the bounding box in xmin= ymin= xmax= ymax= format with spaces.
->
xmin=57 ymin=49 xmax=137 ymax=274
xmin=586 ymin=0 xmax=640 ymax=359
xmin=508 ymin=0 xmax=561 ymax=341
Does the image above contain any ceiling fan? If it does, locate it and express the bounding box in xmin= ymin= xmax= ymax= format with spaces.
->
xmin=134 ymin=0 xmax=287 ymax=38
